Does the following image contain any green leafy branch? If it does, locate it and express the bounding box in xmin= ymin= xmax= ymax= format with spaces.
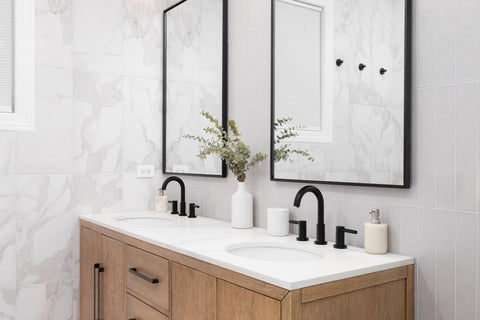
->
xmin=273 ymin=117 xmax=314 ymax=163
xmin=184 ymin=111 xmax=267 ymax=182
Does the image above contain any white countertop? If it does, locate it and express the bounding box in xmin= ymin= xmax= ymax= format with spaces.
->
xmin=80 ymin=211 xmax=414 ymax=290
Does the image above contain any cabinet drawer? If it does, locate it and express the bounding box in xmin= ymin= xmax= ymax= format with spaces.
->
xmin=126 ymin=245 xmax=169 ymax=311
xmin=127 ymin=294 xmax=168 ymax=320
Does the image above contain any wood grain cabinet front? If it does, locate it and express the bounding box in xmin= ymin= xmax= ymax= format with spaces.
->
xmin=79 ymin=227 xmax=125 ymax=320
xmin=80 ymin=220 xmax=414 ymax=320
xmin=126 ymin=245 xmax=170 ymax=313
xmin=126 ymin=293 xmax=168 ymax=320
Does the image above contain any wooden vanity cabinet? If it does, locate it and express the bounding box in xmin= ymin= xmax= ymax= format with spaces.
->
xmin=80 ymin=221 xmax=414 ymax=320
xmin=79 ymin=227 xmax=125 ymax=320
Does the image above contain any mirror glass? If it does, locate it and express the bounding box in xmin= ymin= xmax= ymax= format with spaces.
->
xmin=271 ymin=0 xmax=410 ymax=187
xmin=163 ymin=0 xmax=227 ymax=177
xmin=0 ymin=0 xmax=14 ymax=113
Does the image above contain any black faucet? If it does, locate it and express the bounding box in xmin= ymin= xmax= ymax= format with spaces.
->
xmin=161 ymin=176 xmax=186 ymax=216
xmin=293 ymin=185 xmax=327 ymax=245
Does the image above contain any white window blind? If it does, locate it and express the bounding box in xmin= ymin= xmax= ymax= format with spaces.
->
xmin=275 ymin=0 xmax=322 ymax=128
xmin=0 ymin=0 xmax=13 ymax=113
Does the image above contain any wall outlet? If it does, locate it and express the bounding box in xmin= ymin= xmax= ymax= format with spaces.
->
xmin=136 ymin=164 xmax=155 ymax=178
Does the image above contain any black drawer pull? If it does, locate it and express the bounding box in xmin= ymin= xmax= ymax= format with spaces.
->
xmin=129 ymin=319 xmax=136 ymax=320
xmin=129 ymin=268 xmax=159 ymax=284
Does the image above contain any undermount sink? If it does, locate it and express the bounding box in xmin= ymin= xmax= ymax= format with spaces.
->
xmin=226 ymin=242 xmax=323 ymax=262
xmin=114 ymin=215 xmax=175 ymax=227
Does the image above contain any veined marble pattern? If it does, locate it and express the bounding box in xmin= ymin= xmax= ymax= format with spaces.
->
xmin=16 ymin=66 xmax=74 ymax=175
xmin=0 ymin=176 xmax=15 ymax=290
xmin=0 ymin=290 xmax=14 ymax=320
xmin=274 ymin=0 xmax=405 ymax=185
xmin=73 ymin=72 xmax=123 ymax=174
xmin=72 ymin=174 xmax=122 ymax=215
xmin=16 ymin=280 xmax=73 ymax=320
xmin=122 ymin=174 xmax=162 ymax=211
xmin=35 ymin=0 xmax=73 ymax=69
xmin=123 ymin=0 xmax=167 ymax=79
xmin=72 ymin=0 xmax=124 ymax=73
xmin=15 ymin=176 xmax=74 ymax=286
xmin=0 ymin=132 xmax=15 ymax=175
xmin=123 ymin=77 xmax=162 ymax=173
xmin=164 ymin=0 xmax=224 ymax=175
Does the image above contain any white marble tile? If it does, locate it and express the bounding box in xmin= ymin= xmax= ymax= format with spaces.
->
xmin=0 ymin=290 xmax=15 ymax=320
xmin=399 ymin=206 xmax=417 ymax=257
xmin=72 ymin=277 xmax=79 ymax=320
xmin=35 ymin=0 xmax=73 ymax=69
xmin=73 ymin=72 xmax=123 ymax=174
xmin=435 ymin=210 xmax=455 ymax=320
xmin=16 ymin=66 xmax=73 ymax=175
xmin=73 ymin=174 xmax=123 ymax=214
xmin=122 ymin=174 xmax=162 ymax=211
xmin=455 ymin=83 xmax=477 ymax=211
xmin=0 ymin=179 xmax=15 ymax=290
xmin=435 ymin=85 xmax=455 ymax=209
xmin=455 ymin=212 xmax=477 ymax=319
xmin=16 ymin=280 xmax=73 ymax=320
xmin=0 ymin=132 xmax=15 ymax=175
xmin=72 ymin=0 xmax=124 ymax=73
xmin=15 ymin=176 xmax=73 ymax=286
xmin=123 ymin=77 xmax=162 ymax=173
xmin=123 ymin=0 xmax=167 ymax=78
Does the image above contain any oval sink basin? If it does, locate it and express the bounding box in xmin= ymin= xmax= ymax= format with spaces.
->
xmin=226 ymin=243 xmax=322 ymax=262
xmin=114 ymin=215 xmax=175 ymax=227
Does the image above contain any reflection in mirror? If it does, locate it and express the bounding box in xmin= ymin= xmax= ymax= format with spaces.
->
xmin=163 ymin=0 xmax=227 ymax=177
xmin=271 ymin=0 xmax=410 ymax=188
xmin=0 ymin=0 xmax=14 ymax=113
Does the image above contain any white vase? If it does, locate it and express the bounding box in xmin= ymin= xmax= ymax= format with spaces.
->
xmin=231 ymin=182 xmax=253 ymax=229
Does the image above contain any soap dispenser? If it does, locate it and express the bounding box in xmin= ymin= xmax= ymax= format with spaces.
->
xmin=155 ymin=189 xmax=168 ymax=212
xmin=364 ymin=209 xmax=387 ymax=254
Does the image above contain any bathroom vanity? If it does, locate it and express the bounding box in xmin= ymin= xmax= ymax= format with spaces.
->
xmin=79 ymin=212 xmax=414 ymax=320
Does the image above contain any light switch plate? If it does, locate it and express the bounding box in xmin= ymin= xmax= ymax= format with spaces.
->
xmin=136 ymin=164 xmax=155 ymax=178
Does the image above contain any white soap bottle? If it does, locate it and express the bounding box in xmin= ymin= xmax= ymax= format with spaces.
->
xmin=155 ymin=189 xmax=168 ymax=212
xmin=364 ymin=209 xmax=388 ymax=254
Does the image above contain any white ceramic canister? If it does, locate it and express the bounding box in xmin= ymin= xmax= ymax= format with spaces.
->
xmin=267 ymin=208 xmax=290 ymax=236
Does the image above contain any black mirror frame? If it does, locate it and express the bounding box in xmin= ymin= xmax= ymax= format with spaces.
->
xmin=162 ymin=0 xmax=228 ymax=178
xmin=270 ymin=0 xmax=412 ymax=189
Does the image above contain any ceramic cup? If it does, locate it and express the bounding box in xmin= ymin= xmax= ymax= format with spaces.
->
xmin=267 ymin=208 xmax=290 ymax=236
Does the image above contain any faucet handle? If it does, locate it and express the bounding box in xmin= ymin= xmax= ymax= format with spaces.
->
xmin=333 ymin=226 xmax=357 ymax=249
xmin=168 ymin=200 xmax=179 ymax=215
xmin=188 ymin=203 xmax=199 ymax=218
xmin=289 ymin=220 xmax=309 ymax=241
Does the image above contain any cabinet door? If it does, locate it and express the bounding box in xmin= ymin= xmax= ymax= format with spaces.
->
xmin=80 ymin=227 xmax=101 ymax=320
xmin=217 ymin=280 xmax=281 ymax=320
xmin=100 ymin=235 xmax=126 ymax=319
xmin=172 ymin=263 xmax=216 ymax=320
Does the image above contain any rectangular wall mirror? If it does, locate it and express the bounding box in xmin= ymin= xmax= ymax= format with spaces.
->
xmin=271 ymin=0 xmax=411 ymax=188
xmin=163 ymin=0 xmax=227 ymax=177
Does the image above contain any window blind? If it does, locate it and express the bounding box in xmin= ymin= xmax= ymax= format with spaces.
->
xmin=0 ymin=0 xmax=13 ymax=112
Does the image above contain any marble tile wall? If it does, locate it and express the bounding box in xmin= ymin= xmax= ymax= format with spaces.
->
xmin=0 ymin=0 xmax=479 ymax=319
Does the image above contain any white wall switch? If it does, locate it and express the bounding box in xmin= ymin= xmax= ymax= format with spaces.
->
xmin=136 ymin=164 xmax=155 ymax=178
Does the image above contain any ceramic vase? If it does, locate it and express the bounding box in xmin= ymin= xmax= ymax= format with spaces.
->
xmin=231 ymin=182 xmax=253 ymax=228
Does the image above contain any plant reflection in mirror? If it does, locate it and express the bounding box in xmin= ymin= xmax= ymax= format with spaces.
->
xmin=184 ymin=111 xmax=268 ymax=182
xmin=274 ymin=117 xmax=315 ymax=163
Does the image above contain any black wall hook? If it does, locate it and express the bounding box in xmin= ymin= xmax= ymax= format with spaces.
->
xmin=359 ymin=63 xmax=366 ymax=71
xmin=336 ymin=59 xmax=344 ymax=67
xmin=380 ymin=68 xmax=388 ymax=75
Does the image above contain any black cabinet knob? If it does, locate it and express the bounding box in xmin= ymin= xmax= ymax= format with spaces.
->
xmin=289 ymin=220 xmax=309 ymax=241
xmin=333 ymin=226 xmax=357 ymax=249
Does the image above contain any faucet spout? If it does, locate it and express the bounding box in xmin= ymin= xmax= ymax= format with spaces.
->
xmin=293 ymin=185 xmax=327 ymax=245
xmin=162 ymin=176 xmax=186 ymax=216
